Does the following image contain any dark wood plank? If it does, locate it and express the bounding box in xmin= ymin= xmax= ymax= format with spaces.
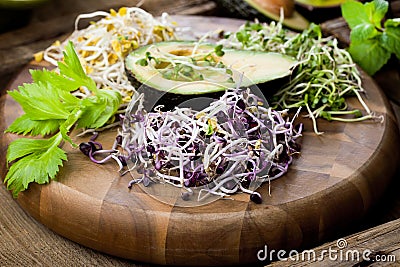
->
xmin=268 ymin=218 xmax=400 ymax=266
xmin=1 ymin=15 xmax=399 ymax=266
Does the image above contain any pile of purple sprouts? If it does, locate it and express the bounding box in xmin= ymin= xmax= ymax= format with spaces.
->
xmin=80 ymin=88 xmax=302 ymax=203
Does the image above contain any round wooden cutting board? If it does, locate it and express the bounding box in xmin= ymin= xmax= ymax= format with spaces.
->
xmin=1 ymin=16 xmax=399 ymax=266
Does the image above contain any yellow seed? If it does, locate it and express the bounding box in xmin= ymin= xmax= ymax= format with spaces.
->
xmin=122 ymin=40 xmax=131 ymax=49
xmin=85 ymin=66 xmax=94 ymax=74
xmin=118 ymin=7 xmax=127 ymax=16
xmin=110 ymin=8 xmax=117 ymax=16
xmin=108 ymin=53 xmax=119 ymax=64
xmin=255 ymin=139 xmax=262 ymax=149
xmin=87 ymin=37 xmax=100 ymax=46
xmin=53 ymin=40 xmax=61 ymax=46
xmin=33 ymin=51 xmax=44 ymax=62
xmin=208 ymin=117 xmax=218 ymax=129
xmin=195 ymin=112 xmax=206 ymax=119
xmin=131 ymin=40 xmax=139 ymax=49
xmin=122 ymin=95 xmax=132 ymax=103
xmin=111 ymin=39 xmax=121 ymax=53
xmin=107 ymin=24 xmax=115 ymax=32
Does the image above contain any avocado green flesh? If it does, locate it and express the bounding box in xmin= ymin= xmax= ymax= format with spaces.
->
xmin=295 ymin=0 xmax=346 ymax=8
xmin=125 ymin=41 xmax=297 ymax=96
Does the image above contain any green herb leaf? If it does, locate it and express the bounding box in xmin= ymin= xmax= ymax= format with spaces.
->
xmin=5 ymin=133 xmax=66 ymax=197
xmin=350 ymin=23 xmax=380 ymax=42
xmin=4 ymin=42 xmax=122 ymax=197
xmin=349 ymin=38 xmax=391 ymax=75
xmin=31 ymin=69 xmax=82 ymax=92
xmin=58 ymin=41 xmax=97 ymax=93
xmin=8 ymin=82 xmax=70 ymax=120
xmin=77 ymin=89 xmax=121 ymax=129
xmin=236 ymin=31 xmax=250 ymax=45
xmin=341 ymin=0 xmax=371 ymax=29
xmin=382 ymin=19 xmax=400 ymax=59
xmin=366 ymin=0 xmax=388 ymax=28
xmin=341 ymin=0 xmax=397 ymax=75
xmin=206 ymin=124 xmax=214 ymax=135
xmin=5 ymin=114 xmax=62 ymax=136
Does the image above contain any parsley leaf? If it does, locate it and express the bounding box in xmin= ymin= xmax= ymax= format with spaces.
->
xmin=341 ymin=0 xmax=399 ymax=75
xmin=4 ymin=41 xmax=122 ymax=197
xmin=5 ymin=134 xmax=66 ymax=197
xmin=5 ymin=114 xmax=62 ymax=136
xmin=58 ymin=41 xmax=98 ymax=93
xmin=30 ymin=69 xmax=82 ymax=92
xmin=77 ymin=89 xmax=121 ymax=129
xmin=8 ymin=82 xmax=71 ymax=120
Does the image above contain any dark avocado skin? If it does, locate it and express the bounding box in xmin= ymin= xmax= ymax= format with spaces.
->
xmin=125 ymin=66 xmax=290 ymax=111
xmin=125 ymin=67 xmax=225 ymax=111
xmin=295 ymin=4 xmax=341 ymax=24
xmin=214 ymin=0 xmax=276 ymax=26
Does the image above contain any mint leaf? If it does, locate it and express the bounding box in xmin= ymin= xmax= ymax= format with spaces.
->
xmin=342 ymin=0 xmax=397 ymax=75
xmin=341 ymin=0 xmax=370 ymax=29
xmin=382 ymin=19 xmax=400 ymax=59
xmin=350 ymin=23 xmax=380 ymax=42
xmin=366 ymin=0 xmax=388 ymax=28
xmin=349 ymin=39 xmax=391 ymax=75
xmin=5 ymin=114 xmax=61 ymax=136
xmin=5 ymin=134 xmax=66 ymax=197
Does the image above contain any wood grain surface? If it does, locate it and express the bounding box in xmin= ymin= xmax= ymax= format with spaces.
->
xmin=269 ymin=217 xmax=400 ymax=266
xmin=1 ymin=15 xmax=400 ymax=267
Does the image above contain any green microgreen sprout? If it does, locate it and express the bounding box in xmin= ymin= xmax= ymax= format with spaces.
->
xmin=220 ymin=20 xmax=383 ymax=134
xmin=135 ymin=44 xmax=233 ymax=83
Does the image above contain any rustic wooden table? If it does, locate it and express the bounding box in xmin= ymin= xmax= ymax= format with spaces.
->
xmin=0 ymin=0 xmax=399 ymax=266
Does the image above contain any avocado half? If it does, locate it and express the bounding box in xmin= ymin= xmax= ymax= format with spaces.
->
xmin=295 ymin=0 xmax=346 ymax=8
xmin=215 ymin=0 xmax=309 ymax=31
xmin=125 ymin=41 xmax=297 ymax=109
